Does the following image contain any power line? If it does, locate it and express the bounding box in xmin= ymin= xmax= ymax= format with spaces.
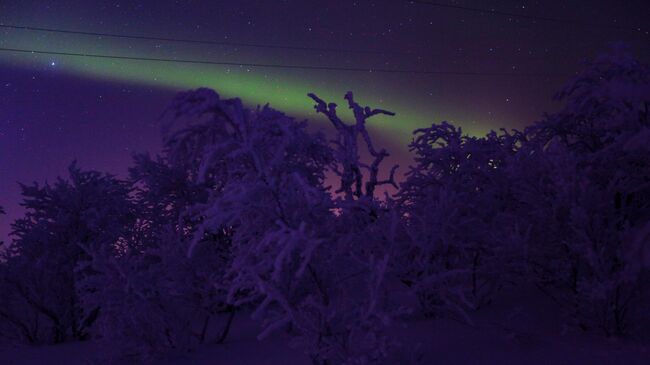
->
xmin=0 ymin=46 xmax=568 ymax=77
xmin=0 ymin=23 xmax=524 ymax=61
xmin=2 ymin=22 xmax=638 ymax=64
xmin=0 ymin=23 xmax=416 ymax=57
xmin=0 ymin=23 xmax=566 ymax=62
xmin=408 ymin=0 xmax=646 ymax=33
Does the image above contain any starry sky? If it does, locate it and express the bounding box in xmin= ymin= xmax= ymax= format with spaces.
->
xmin=1 ymin=0 xmax=649 ymax=241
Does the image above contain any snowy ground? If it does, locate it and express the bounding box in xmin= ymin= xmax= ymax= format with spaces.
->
xmin=2 ymin=285 xmax=648 ymax=364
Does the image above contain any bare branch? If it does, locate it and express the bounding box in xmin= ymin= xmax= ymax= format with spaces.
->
xmin=309 ymin=91 xmax=396 ymax=199
xmin=376 ymin=164 xmax=400 ymax=190
xmin=364 ymin=106 xmax=395 ymax=117
xmin=308 ymin=93 xmax=345 ymax=129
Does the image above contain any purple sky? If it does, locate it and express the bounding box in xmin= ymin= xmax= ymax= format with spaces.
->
xmin=1 ymin=0 xmax=649 ymax=241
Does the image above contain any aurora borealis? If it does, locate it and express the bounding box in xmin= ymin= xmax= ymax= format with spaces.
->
xmin=0 ymin=25 xmax=495 ymax=140
xmin=1 ymin=0 xmax=649 ymax=241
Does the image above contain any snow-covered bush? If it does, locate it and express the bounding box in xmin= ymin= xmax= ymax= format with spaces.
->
xmin=519 ymin=46 xmax=650 ymax=336
xmin=167 ymin=88 xmax=404 ymax=364
xmin=0 ymin=164 xmax=133 ymax=344
xmin=394 ymin=47 xmax=650 ymax=337
xmin=80 ymin=226 xmax=233 ymax=361
xmin=397 ymin=123 xmax=527 ymax=322
xmin=78 ymin=150 xmax=234 ymax=361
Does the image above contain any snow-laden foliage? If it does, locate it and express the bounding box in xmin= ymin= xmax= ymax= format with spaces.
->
xmin=527 ymin=43 xmax=650 ymax=153
xmin=0 ymin=164 xmax=133 ymax=344
xmin=394 ymin=47 xmax=650 ymax=336
xmin=80 ymin=226 xmax=233 ymax=361
xmin=165 ymin=89 xmax=403 ymax=365
xmin=77 ymin=151 xmax=233 ymax=361
xmin=397 ymin=123 xmax=527 ymax=322
xmin=517 ymin=46 xmax=650 ymax=336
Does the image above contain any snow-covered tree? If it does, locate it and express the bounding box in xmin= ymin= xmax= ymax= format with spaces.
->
xmin=397 ymin=122 xmax=527 ymax=322
xmin=300 ymin=92 xmax=405 ymax=365
xmin=395 ymin=47 xmax=650 ymax=337
xmin=519 ymin=46 xmax=650 ymax=336
xmin=307 ymin=91 xmax=399 ymax=200
xmin=78 ymin=146 xmax=235 ymax=361
xmin=163 ymin=88 xmax=404 ymax=364
xmin=0 ymin=164 xmax=133 ymax=344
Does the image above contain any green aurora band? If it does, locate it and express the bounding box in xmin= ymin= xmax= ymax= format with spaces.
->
xmin=0 ymin=31 xmax=494 ymax=142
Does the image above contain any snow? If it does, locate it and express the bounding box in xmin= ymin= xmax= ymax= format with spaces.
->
xmin=2 ymin=285 xmax=648 ymax=364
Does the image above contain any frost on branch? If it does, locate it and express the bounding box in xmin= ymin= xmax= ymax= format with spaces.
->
xmin=166 ymin=89 xmax=402 ymax=364
xmin=517 ymin=46 xmax=650 ymax=336
xmin=0 ymin=164 xmax=134 ymax=345
xmin=398 ymin=123 xmax=526 ymax=322
xmin=527 ymin=43 xmax=650 ymax=153
xmin=82 ymin=122 xmax=236 ymax=360
xmin=308 ymin=91 xmax=398 ymax=200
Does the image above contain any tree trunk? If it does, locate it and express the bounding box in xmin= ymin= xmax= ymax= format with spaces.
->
xmin=199 ymin=314 xmax=211 ymax=344
xmin=216 ymin=307 xmax=236 ymax=344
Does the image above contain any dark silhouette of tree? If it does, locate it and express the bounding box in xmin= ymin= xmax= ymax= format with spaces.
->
xmin=397 ymin=122 xmax=526 ymax=322
xmin=308 ymin=91 xmax=398 ymax=200
xmin=0 ymin=164 xmax=134 ymax=344
xmin=518 ymin=45 xmax=650 ymax=336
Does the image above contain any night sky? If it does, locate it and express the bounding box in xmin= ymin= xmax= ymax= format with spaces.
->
xmin=1 ymin=0 xmax=649 ymax=241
